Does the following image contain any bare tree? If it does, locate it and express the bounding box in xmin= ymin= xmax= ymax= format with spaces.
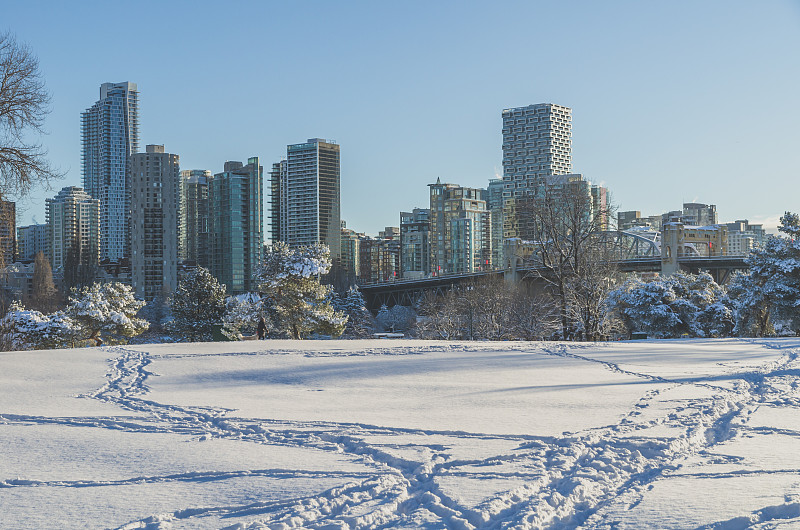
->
xmin=416 ymin=277 xmax=559 ymax=341
xmin=514 ymin=177 xmax=617 ymax=340
xmin=0 ymin=32 xmax=61 ymax=199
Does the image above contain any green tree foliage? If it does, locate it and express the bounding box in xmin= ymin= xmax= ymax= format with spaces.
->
xmin=168 ymin=267 xmax=227 ymax=342
xmin=257 ymin=242 xmax=346 ymax=339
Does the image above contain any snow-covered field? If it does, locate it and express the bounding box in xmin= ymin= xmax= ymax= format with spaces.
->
xmin=3 ymin=338 xmax=800 ymax=529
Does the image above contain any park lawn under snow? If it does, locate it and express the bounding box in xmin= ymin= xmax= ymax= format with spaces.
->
xmin=2 ymin=339 xmax=800 ymax=529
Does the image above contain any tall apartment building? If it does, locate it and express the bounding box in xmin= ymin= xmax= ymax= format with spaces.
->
xmin=0 ymin=200 xmax=15 ymax=266
xmin=179 ymin=169 xmax=211 ymax=267
xmin=340 ymin=222 xmax=361 ymax=280
xmin=501 ymin=103 xmax=572 ymax=239
xmin=17 ymin=223 xmax=48 ymax=262
xmin=400 ymin=208 xmax=430 ymax=279
xmin=358 ymin=234 xmax=399 ymax=283
xmin=429 ymin=179 xmax=491 ymax=275
xmin=486 ymin=179 xmax=505 ymax=268
xmin=209 ymin=158 xmax=263 ymax=294
xmin=591 ymin=185 xmax=610 ymax=230
xmin=130 ymin=145 xmax=180 ymax=301
xmin=45 ymin=186 xmax=100 ymax=272
xmin=271 ymin=139 xmax=340 ymax=259
xmin=81 ymin=82 xmax=139 ymax=262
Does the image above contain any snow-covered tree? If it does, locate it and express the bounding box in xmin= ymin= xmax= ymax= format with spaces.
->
xmin=607 ymin=272 xmax=732 ymax=339
xmin=729 ymin=212 xmax=800 ymax=336
xmin=375 ymin=303 xmax=416 ymax=334
xmin=221 ymin=292 xmax=268 ymax=340
xmin=0 ymin=301 xmax=77 ymax=350
xmin=168 ymin=267 xmax=227 ymax=342
xmin=334 ymin=287 xmax=376 ymax=337
xmin=257 ymin=242 xmax=346 ymax=339
xmin=66 ymin=282 xmax=148 ymax=345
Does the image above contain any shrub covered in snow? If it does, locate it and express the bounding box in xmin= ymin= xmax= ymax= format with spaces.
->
xmin=66 ymin=282 xmax=149 ymax=345
xmin=0 ymin=301 xmax=77 ymax=350
xmin=608 ymin=272 xmax=733 ymax=339
xmin=168 ymin=267 xmax=227 ymax=342
xmin=257 ymin=243 xmax=346 ymax=339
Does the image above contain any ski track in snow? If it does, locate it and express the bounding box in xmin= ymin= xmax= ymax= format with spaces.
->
xmin=3 ymin=341 xmax=800 ymax=529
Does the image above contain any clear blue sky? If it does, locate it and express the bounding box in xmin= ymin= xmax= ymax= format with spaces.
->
xmin=4 ymin=0 xmax=799 ymax=233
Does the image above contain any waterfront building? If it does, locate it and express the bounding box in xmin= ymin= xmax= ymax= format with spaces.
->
xmin=400 ymin=208 xmax=430 ymax=278
xmin=130 ymin=145 xmax=180 ymax=301
xmin=429 ymin=179 xmax=491 ymax=275
xmin=81 ymin=82 xmax=139 ymax=262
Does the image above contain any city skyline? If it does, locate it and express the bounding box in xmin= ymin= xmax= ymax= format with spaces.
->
xmin=4 ymin=1 xmax=799 ymax=234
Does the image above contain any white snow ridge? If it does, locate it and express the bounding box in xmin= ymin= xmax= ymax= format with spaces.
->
xmin=3 ymin=338 xmax=800 ymax=529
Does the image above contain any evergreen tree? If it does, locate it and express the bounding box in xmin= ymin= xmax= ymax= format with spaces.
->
xmin=221 ymin=293 xmax=267 ymax=340
xmin=257 ymin=242 xmax=346 ymax=339
xmin=66 ymin=282 xmax=148 ymax=345
xmin=168 ymin=267 xmax=227 ymax=342
xmin=730 ymin=212 xmax=800 ymax=336
xmin=336 ymin=286 xmax=375 ymax=337
xmin=28 ymin=250 xmax=60 ymax=312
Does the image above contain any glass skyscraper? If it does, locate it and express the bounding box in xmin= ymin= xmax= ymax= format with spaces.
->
xmin=209 ymin=158 xmax=263 ymax=294
xmin=81 ymin=82 xmax=139 ymax=262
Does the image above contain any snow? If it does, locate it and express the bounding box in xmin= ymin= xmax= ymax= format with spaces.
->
xmin=3 ymin=338 xmax=800 ymax=528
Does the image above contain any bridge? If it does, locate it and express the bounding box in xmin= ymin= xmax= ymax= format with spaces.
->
xmin=358 ymin=227 xmax=749 ymax=312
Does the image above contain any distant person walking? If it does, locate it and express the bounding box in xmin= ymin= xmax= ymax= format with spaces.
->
xmin=257 ymin=316 xmax=267 ymax=340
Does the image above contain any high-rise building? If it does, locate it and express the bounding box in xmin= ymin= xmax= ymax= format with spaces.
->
xmin=591 ymin=185 xmax=610 ymax=230
xmin=429 ymin=179 xmax=491 ymax=275
xmin=502 ymin=103 xmax=572 ymax=198
xmin=400 ymin=208 xmax=430 ymax=279
xmin=17 ymin=223 xmax=48 ymax=262
xmin=501 ymin=103 xmax=572 ymax=239
xmin=340 ymin=222 xmax=361 ymax=280
xmin=46 ymin=186 xmax=99 ymax=272
xmin=0 ymin=200 xmax=15 ymax=266
xmin=179 ymin=169 xmax=211 ymax=267
xmin=81 ymin=82 xmax=139 ymax=262
xmin=130 ymin=145 xmax=180 ymax=301
xmin=272 ymin=139 xmax=340 ymax=259
xmin=487 ymin=179 xmax=505 ymax=268
xmin=358 ymin=234 xmax=399 ymax=283
xmin=209 ymin=158 xmax=263 ymax=294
